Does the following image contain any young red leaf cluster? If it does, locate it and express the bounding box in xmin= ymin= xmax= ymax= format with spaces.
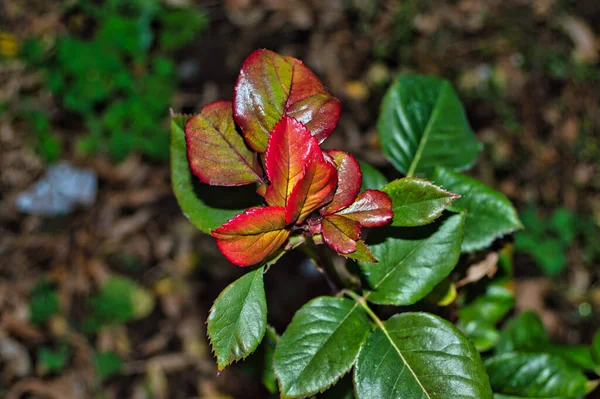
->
xmin=185 ymin=49 xmax=393 ymax=267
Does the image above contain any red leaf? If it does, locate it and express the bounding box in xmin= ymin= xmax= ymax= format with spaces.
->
xmin=185 ymin=101 xmax=262 ymax=186
xmin=286 ymin=156 xmax=337 ymax=224
xmin=234 ymin=49 xmax=341 ymax=152
xmin=343 ymin=240 xmax=377 ymax=263
xmin=321 ymin=150 xmax=362 ymax=215
xmin=264 ymin=117 xmax=321 ymax=207
xmin=335 ymin=190 xmax=393 ymax=227
xmin=211 ymin=206 xmax=290 ymax=267
xmin=321 ymin=215 xmax=360 ymax=254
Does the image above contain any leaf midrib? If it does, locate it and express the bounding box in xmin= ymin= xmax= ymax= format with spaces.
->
xmin=284 ymin=300 xmax=361 ymax=395
xmin=406 ymin=83 xmax=447 ymax=177
xmin=218 ymin=269 xmax=263 ymax=366
xmin=376 ymin=318 xmax=432 ymax=398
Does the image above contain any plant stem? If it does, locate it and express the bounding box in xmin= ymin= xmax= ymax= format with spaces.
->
xmin=342 ymin=289 xmax=385 ymax=329
xmin=302 ymin=238 xmax=346 ymax=292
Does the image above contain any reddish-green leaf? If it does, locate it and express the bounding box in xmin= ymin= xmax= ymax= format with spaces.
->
xmin=343 ymin=240 xmax=377 ymax=263
xmin=234 ymin=49 xmax=341 ymax=152
xmin=264 ymin=117 xmax=322 ymax=208
xmin=335 ymin=190 xmax=393 ymax=227
xmin=211 ymin=206 xmax=290 ymax=267
xmin=185 ymin=101 xmax=262 ymax=186
xmin=321 ymin=215 xmax=360 ymax=254
xmin=286 ymin=157 xmax=337 ymax=224
xmin=321 ymin=150 xmax=362 ymax=215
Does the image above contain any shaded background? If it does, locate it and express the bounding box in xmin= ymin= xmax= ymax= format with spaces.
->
xmin=1 ymin=0 xmax=599 ymax=398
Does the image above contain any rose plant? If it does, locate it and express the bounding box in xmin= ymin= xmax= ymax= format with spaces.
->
xmin=171 ymin=49 xmax=600 ymax=398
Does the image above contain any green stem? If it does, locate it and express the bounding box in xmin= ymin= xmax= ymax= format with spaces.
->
xmin=342 ymin=289 xmax=383 ymax=328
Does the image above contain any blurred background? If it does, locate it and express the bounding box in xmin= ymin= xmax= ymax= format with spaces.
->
xmin=0 ymin=0 xmax=599 ymax=398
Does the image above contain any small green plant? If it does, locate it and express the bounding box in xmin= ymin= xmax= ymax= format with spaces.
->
xmin=171 ymin=49 xmax=599 ymax=398
xmin=516 ymin=206 xmax=600 ymax=276
xmin=21 ymin=0 xmax=208 ymax=161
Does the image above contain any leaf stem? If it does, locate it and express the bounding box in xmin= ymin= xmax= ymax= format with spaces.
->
xmin=341 ymin=289 xmax=383 ymax=329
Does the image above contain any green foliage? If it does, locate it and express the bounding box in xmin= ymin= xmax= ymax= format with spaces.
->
xmin=26 ymin=110 xmax=62 ymax=162
xmin=173 ymin=65 xmax=596 ymax=398
xmin=381 ymin=177 xmax=458 ymax=227
xmin=273 ymin=297 xmax=371 ymax=398
xmin=22 ymin=0 xmax=208 ymax=161
xmin=83 ymin=276 xmax=155 ymax=333
xmin=432 ymin=167 xmax=523 ymax=252
xmin=207 ymin=267 xmax=267 ymax=370
xmin=516 ymin=206 xmax=599 ymax=276
xmin=359 ymin=212 xmax=465 ymax=305
xmin=358 ymin=160 xmax=388 ymax=192
xmin=94 ymin=351 xmax=123 ymax=380
xmin=38 ymin=343 xmax=70 ymax=373
xmin=486 ymin=353 xmax=590 ymax=398
xmin=29 ymin=279 xmax=60 ymax=325
xmin=377 ymin=75 xmax=482 ymax=177
xmin=355 ymin=313 xmax=492 ymax=399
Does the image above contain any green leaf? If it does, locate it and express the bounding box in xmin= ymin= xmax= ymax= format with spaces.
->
xmin=545 ymin=345 xmax=600 ymax=373
xmin=486 ymin=353 xmax=590 ymax=398
xmin=171 ymin=115 xmax=259 ymax=233
xmin=381 ymin=177 xmax=459 ymax=227
xmin=458 ymin=284 xmax=515 ymax=325
xmin=461 ymin=319 xmax=500 ymax=352
xmin=358 ymin=160 xmax=388 ymax=192
xmin=29 ymin=280 xmax=60 ymax=325
xmin=593 ymin=330 xmax=600 ymax=365
xmin=261 ymin=326 xmax=279 ymax=394
xmin=354 ymin=312 xmax=492 ymax=399
xmin=359 ymin=212 xmax=465 ymax=305
xmin=94 ymin=351 xmax=123 ymax=380
xmin=207 ymin=267 xmax=267 ymax=370
xmin=432 ymin=167 xmax=523 ymax=252
xmin=38 ymin=344 xmax=70 ymax=373
xmin=495 ymin=311 xmax=549 ymax=355
xmin=377 ymin=74 xmax=481 ymax=177
xmin=273 ymin=297 xmax=371 ymax=398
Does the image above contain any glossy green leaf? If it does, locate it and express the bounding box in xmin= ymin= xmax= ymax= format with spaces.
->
xmin=545 ymin=345 xmax=600 ymax=373
xmin=458 ymin=284 xmax=515 ymax=325
xmin=377 ymin=74 xmax=481 ymax=177
xmin=381 ymin=177 xmax=459 ymax=227
xmin=359 ymin=160 xmax=388 ymax=192
xmin=486 ymin=353 xmax=590 ymax=398
xmin=207 ymin=267 xmax=267 ymax=370
xmin=262 ymin=326 xmax=279 ymax=394
xmin=354 ymin=312 xmax=492 ymax=399
xmin=359 ymin=212 xmax=465 ymax=305
xmin=495 ymin=311 xmax=549 ymax=355
xmin=171 ymin=115 xmax=259 ymax=233
xmin=273 ymin=297 xmax=371 ymax=398
xmin=461 ymin=319 xmax=500 ymax=352
xmin=433 ymin=167 xmax=523 ymax=252
xmin=593 ymin=330 xmax=600 ymax=365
